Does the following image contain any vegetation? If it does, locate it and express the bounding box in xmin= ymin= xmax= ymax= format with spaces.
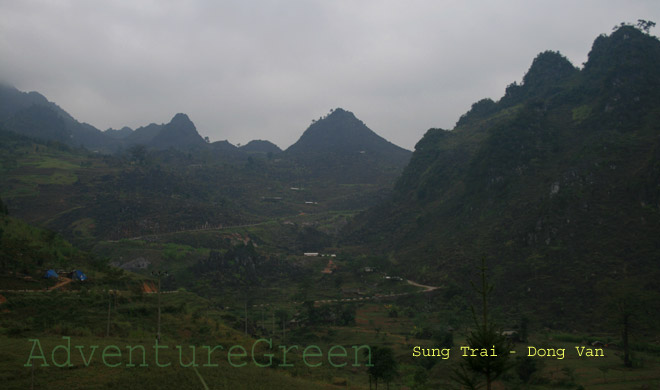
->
xmin=366 ymin=346 xmax=398 ymax=389
xmin=453 ymin=259 xmax=512 ymax=390
xmin=1 ymin=23 xmax=660 ymax=389
xmin=347 ymin=23 xmax=660 ymax=329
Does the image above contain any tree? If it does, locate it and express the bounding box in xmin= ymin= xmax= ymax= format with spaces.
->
xmin=598 ymin=277 xmax=657 ymax=368
xmin=636 ymin=19 xmax=656 ymax=33
xmin=613 ymin=20 xmax=656 ymax=34
xmin=366 ymin=346 xmax=398 ymax=390
xmin=452 ymin=258 xmax=512 ymax=390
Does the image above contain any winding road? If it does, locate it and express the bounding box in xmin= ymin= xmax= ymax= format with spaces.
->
xmin=250 ymin=278 xmax=441 ymax=309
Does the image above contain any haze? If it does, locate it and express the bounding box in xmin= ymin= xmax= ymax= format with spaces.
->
xmin=1 ymin=0 xmax=659 ymax=150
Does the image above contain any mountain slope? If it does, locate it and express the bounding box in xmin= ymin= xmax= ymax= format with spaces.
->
xmin=0 ymin=85 xmax=213 ymax=153
xmin=347 ymin=25 xmax=660 ymax=325
xmin=0 ymin=84 xmax=120 ymax=151
xmin=0 ymin=84 xmax=71 ymax=123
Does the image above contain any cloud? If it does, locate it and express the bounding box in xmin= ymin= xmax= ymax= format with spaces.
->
xmin=1 ymin=0 xmax=659 ymax=150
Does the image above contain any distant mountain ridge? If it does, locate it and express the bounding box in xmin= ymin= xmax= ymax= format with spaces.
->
xmin=0 ymin=84 xmax=248 ymax=153
xmin=104 ymin=126 xmax=133 ymax=139
xmin=0 ymin=85 xmax=410 ymax=185
xmin=240 ymin=140 xmax=282 ymax=154
xmin=0 ymin=85 xmax=404 ymax=169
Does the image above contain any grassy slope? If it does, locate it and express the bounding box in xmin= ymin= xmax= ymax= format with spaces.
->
xmin=0 ymin=293 xmax=357 ymax=390
xmin=3 ymin=291 xmax=660 ymax=389
xmin=1 ymin=215 xmax=660 ymax=389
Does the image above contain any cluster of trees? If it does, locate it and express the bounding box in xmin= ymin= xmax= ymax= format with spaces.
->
xmin=191 ymin=243 xmax=263 ymax=288
xmin=366 ymin=346 xmax=398 ymax=390
xmin=444 ymin=258 xmax=655 ymax=388
xmin=0 ymin=215 xmax=82 ymax=274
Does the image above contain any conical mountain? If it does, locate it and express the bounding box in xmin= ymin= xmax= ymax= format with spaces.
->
xmin=285 ymin=108 xmax=411 ymax=184
xmin=149 ymin=113 xmax=205 ymax=150
xmin=287 ymin=108 xmax=410 ymax=162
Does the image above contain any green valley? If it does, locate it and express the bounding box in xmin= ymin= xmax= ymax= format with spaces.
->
xmin=2 ymin=23 xmax=660 ymax=390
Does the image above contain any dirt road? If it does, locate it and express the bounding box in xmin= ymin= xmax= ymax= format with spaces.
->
xmin=406 ymin=279 xmax=439 ymax=292
xmin=48 ymin=277 xmax=72 ymax=291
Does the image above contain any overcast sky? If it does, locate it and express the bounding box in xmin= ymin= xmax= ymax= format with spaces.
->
xmin=1 ymin=1 xmax=659 ymax=150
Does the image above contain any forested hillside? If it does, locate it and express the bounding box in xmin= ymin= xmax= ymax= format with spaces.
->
xmin=347 ymin=25 xmax=660 ymax=325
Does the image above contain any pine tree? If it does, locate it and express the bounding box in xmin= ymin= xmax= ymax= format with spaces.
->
xmin=452 ymin=258 xmax=513 ymax=390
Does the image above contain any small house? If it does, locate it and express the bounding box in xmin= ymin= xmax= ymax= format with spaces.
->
xmin=501 ymin=330 xmax=520 ymax=342
xmin=71 ymin=270 xmax=88 ymax=281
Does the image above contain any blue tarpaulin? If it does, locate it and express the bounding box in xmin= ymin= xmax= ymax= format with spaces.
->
xmin=72 ymin=270 xmax=87 ymax=281
xmin=43 ymin=269 xmax=58 ymax=279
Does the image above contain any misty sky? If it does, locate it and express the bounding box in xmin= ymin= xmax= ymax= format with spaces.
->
xmin=1 ymin=1 xmax=659 ymax=150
